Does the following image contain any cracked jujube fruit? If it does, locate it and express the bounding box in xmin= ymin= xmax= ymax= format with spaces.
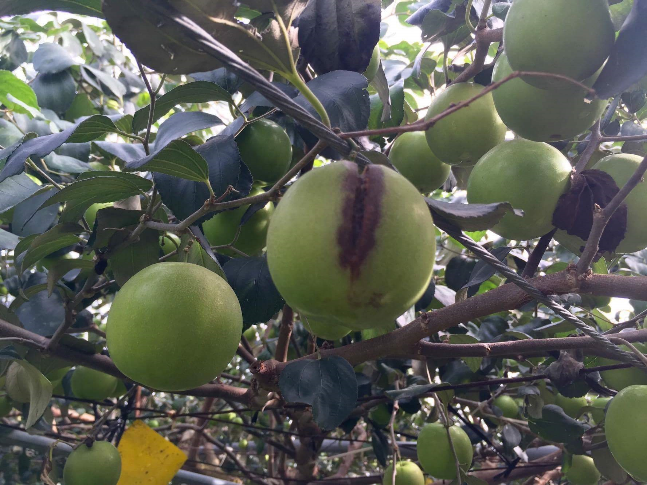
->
xmin=106 ymin=262 xmax=242 ymax=391
xmin=266 ymin=161 xmax=436 ymax=332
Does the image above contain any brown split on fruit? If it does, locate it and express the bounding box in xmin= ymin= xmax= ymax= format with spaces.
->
xmin=337 ymin=164 xmax=385 ymax=281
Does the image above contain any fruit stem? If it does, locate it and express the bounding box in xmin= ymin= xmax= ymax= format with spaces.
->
xmin=287 ymin=72 xmax=332 ymax=128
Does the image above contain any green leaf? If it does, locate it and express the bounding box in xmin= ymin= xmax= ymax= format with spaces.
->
xmin=0 ymin=228 xmax=19 ymax=250
xmin=66 ymin=115 xmax=123 ymax=142
xmin=528 ymin=404 xmax=588 ymax=444
xmin=0 ymin=173 xmax=40 ymax=213
xmin=279 ymin=356 xmax=358 ymax=430
xmin=13 ymin=234 xmax=38 ymax=258
xmin=41 ymin=172 xmax=153 ymax=224
xmin=132 ymin=81 xmax=233 ymax=133
xmin=108 ymin=227 xmax=160 ymax=286
xmin=180 ymin=236 xmax=226 ymax=280
xmin=425 ymin=198 xmax=524 ymax=232
xmin=125 ymin=140 xmax=209 ymax=182
xmin=0 ymin=0 xmax=102 ymax=17
xmin=11 ymin=360 xmax=53 ymax=429
xmin=20 ymin=223 xmax=84 ymax=271
xmin=47 ymin=258 xmax=95 ymax=296
xmin=449 ymin=334 xmax=482 ymax=373
xmin=0 ymin=70 xmax=39 ymax=115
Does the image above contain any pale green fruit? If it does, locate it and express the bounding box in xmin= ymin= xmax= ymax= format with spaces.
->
xmin=85 ymin=202 xmax=113 ymax=228
xmin=565 ymin=455 xmax=601 ymax=485
xmin=492 ymin=395 xmax=519 ymax=418
xmin=538 ymin=380 xmax=556 ymax=406
xmin=304 ymin=317 xmax=351 ymax=341
xmin=236 ymin=119 xmax=292 ymax=184
xmin=266 ymin=162 xmax=436 ymax=331
xmin=5 ymin=362 xmax=31 ymax=403
xmin=597 ymin=343 xmax=647 ymax=391
xmin=607 ymin=386 xmax=647 ymax=481
xmin=160 ymin=233 xmax=181 ymax=257
xmin=555 ymin=394 xmax=587 ymax=419
xmin=110 ymin=380 xmax=128 ymax=399
xmin=63 ymin=441 xmax=121 ymax=485
xmin=590 ymin=397 xmax=611 ymax=423
xmin=466 ymin=140 xmax=572 ymax=240
xmin=503 ymin=0 xmax=614 ymax=88
xmin=555 ymin=154 xmax=647 ymax=255
xmin=71 ymin=367 xmax=119 ymax=401
xmin=364 ymin=45 xmax=381 ymax=82
xmin=203 ymin=188 xmax=274 ymax=257
xmin=383 ymin=461 xmax=425 ymax=485
xmin=417 ymin=423 xmax=473 ymax=479
xmin=389 ymin=132 xmax=451 ymax=193
xmin=106 ymin=262 xmax=243 ymax=391
xmin=370 ymin=403 xmax=392 ymax=428
xmin=492 ymin=53 xmax=606 ymax=142
xmin=591 ymin=434 xmax=628 ymax=484
xmin=424 ymin=83 xmax=506 ymax=166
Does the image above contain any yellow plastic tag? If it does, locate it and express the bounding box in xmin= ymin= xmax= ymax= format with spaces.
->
xmin=117 ymin=420 xmax=187 ymax=484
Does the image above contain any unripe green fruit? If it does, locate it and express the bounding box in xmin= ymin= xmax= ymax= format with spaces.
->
xmin=0 ymin=396 xmax=12 ymax=417
xmin=236 ymin=119 xmax=292 ymax=184
xmin=160 ymin=233 xmax=180 ymax=257
xmin=597 ymin=344 xmax=647 ymax=391
xmin=606 ymin=385 xmax=647 ymax=481
xmin=424 ymin=83 xmax=506 ymax=166
xmin=565 ymin=454 xmax=601 ymax=485
xmin=266 ymin=162 xmax=436 ymax=331
xmin=389 ymin=132 xmax=451 ymax=193
xmin=417 ymin=423 xmax=473 ymax=479
xmin=503 ymin=0 xmax=614 ymax=89
xmin=111 ymin=380 xmax=128 ymax=399
xmin=203 ymin=188 xmax=274 ymax=257
xmin=554 ymin=394 xmax=587 ymax=419
xmin=243 ymin=326 xmax=257 ymax=342
xmin=492 ymin=395 xmax=519 ymax=419
xmin=492 ymin=54 xmax=606 ymax=142
xmin=383 ymin=461 xmax=425 ymax=485
xmin=590 ymin=397 xmax=611 ymax=424
xmin=591 ymin=434 xmax=628 ymax=484
xmin=71 ymin=367 xmax=119 ymax=401
xmin=369 ymin=403 xmax=392 ymax=428
xmin=106 ymin=262 xmax=243 ymax=391
xmin=85 ymin=202 xmax=113 ymax=229
xmin=364 ymin=45 xmax=381 ymax=82
xmin=467 ymin=140 xmax=571 ymax=240
xmin=305 ymin=317 xmax=351 ymax=341
xmin=5 ymin=362 xmax=31 ymax=403
xmin=537 ymin=381 xmax=556 ymax=406
xmin=555 ymin=154 xmax=647 ymax=255
xmin=45 ymin=367 xmax=70 ymax=383
xmin=63 ymin=441 xmax=121 ymax=485
xmin=89 ymin=161 xmax=110 ymax=171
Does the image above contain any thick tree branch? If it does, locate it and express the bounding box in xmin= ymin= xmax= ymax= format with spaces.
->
xmin=453 ymin=23 xmax=501 ymax=84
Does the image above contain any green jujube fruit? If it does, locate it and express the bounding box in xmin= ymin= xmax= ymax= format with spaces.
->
xmin=565 ymin=454 xmax=601 ymax=485
xmin=424 ymin=83 xmax=506 ymax=166
xmin=71 ymin=367 xmax=119 ymax=401
xmin=236 ymin=119 xmax=292 ymax=184
xmin=383 ymin=461 xmax=425 ymax=485
xmin=492 ymin=53 xmax=606 ymax=142
xmin=106 ymin=262 xmax=243 ymax=391
xmin=417 ymin=423 xmax=473 ymax=479
xmin=63 ymin=441 xmax=121 ymax=485
xmin=389 ymin=132 xmax=451 ymax=193
xmin=266 ymin=162 xmax=436 ymax=331
xmin=503 ymin=0 xmax=614 ymax=89
xmin=467 ymin=140 xmax=572 ymax=240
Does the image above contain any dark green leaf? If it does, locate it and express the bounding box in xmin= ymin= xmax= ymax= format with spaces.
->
xmin=11 ymin=186 xmax=59 ymax=237
xmin=125 ymin=140 xmax=209 ymax=182
xmin=0 ymin=173 xmax=40 ymax=213
xmin=47 ymin=258 xmax=95 ymax=297
xmin=0 ymin=228 xmax=19 ymax=249
xmin=279 ymin=356 xmax=358 ymax=430
xmin=20 ymin=223 xmax=84 ymax=271
xmin=528 ymin=405 xmax=588 ymax=443
xmin=108 ymin=227 xmax=160 ymax=286
xmin=132 ymin=81 xmax=233 ymax=134
xmin=152 ymin=111 xmax=223 ymax=152
xmin=223 ymin=256 xmax=284 ymax=327
xmin=425 ymin=198 xmax=524 ymax=232
xmin=32 ymin=43 xmax=77 ymax=74
xmin=88 ymin=207 xmax=143 ymax=249
xmin=463 ymin=247 xmax=511 ymax=296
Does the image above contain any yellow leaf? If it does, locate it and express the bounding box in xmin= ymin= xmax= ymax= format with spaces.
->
xmin=117 ymin=420 xmax=187 ymax=484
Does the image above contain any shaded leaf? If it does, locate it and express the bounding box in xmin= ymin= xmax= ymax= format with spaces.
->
xmin=426 ymin=198 xmax=523 ymax=232
xmin=108 ymin=227 xmax=160 ymax=287
xmin=20 ymin=223 xmax=84 ymax=271
xmin=126 ymin=140 xmax=209 ymax=182
xmin=152 ymin=111 xmax=223 ymax=152
xmin=11 ymin=360 xmax=53 ymax=429
xmin=528 ymin=404 xmax=587 ymax=444
xmin=464 ymin=247 xmax=511 ymax=297
xmin=223 ymin=256 xmax=284 ymax=328
xmin=11 ymin=187 xmax=59 ymax=237
xmin=32 ymin=43 xmax=77 ymax=74
xmin=279 ymin=356 xmax=358 ymax=430
xmin=0 ymin=173 xmax=40 ymax=213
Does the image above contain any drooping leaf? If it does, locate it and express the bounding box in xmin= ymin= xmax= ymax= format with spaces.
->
xmin=32 ymin=43 xmax=78 ymax=74
xmin=223 ymin=256 xmax=284 ymax=328
xmin=11 ymin=186 xmax=59 ymax=237
xmin=154 ymin=135 xmax=252 ymax=224
xmin=46 ymin=258 xmax=95 ymax=297
xmin=0 ymin=0 xmax=102 ymax=17
xmin=0 ymin=115 xmax=123 ymax=183
xmin=368 ymin=79 xmax=405 ymax=130
xmin=0 ymin=70 xmax=39 ymax=115
xmin=449 ymin=334 xmax=483 ymax=373
xmin=186 ymin=226 xmax=226 ymax=280
xmin=0 ymin=228 xmax=19 ymax=250
xmin=298 ymin=0 xmax=381 ymax=75
xmin=426 ymin=198 xmax=524 ymax=232
xmin=20 ymin=223 xmax=84 ymax=271
xmin=593 ymin=0 xmax=647 ymax=99
xmin=13 ymin=272 xmax=65 ymax=337
xmin=88 ymin=207 xmax=143 ymax=249
xmin=0 ymin=173 xmax=40 ymax=213
xmin=31 ymin=71 xmax=77 ymax=114
xmin=41 ymin=172 xmax=153 ymax=224
xmin=126 ymin=140 xmax=209 ymax=183
xmin=81 ymin=65 xmax=126 ymax=99
xmin=279 ymin=356 xmax=358 ymax=430
xmin=463 ymin=247 xmax=511 ymax=297
xmin=93 ymin=141 xmax=146 ymax=164
xmin=132 ymin=81 xmax=233 ymax=133
xmin=152 ymin=111 xmax=223 ymax=153
xmin=10 ymin=360 xmax=53 ymax=429
xmin=528 ymin=404 xmax=588 ymax=444
xmin=108 ymin=226 xmax=160 ymax=287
